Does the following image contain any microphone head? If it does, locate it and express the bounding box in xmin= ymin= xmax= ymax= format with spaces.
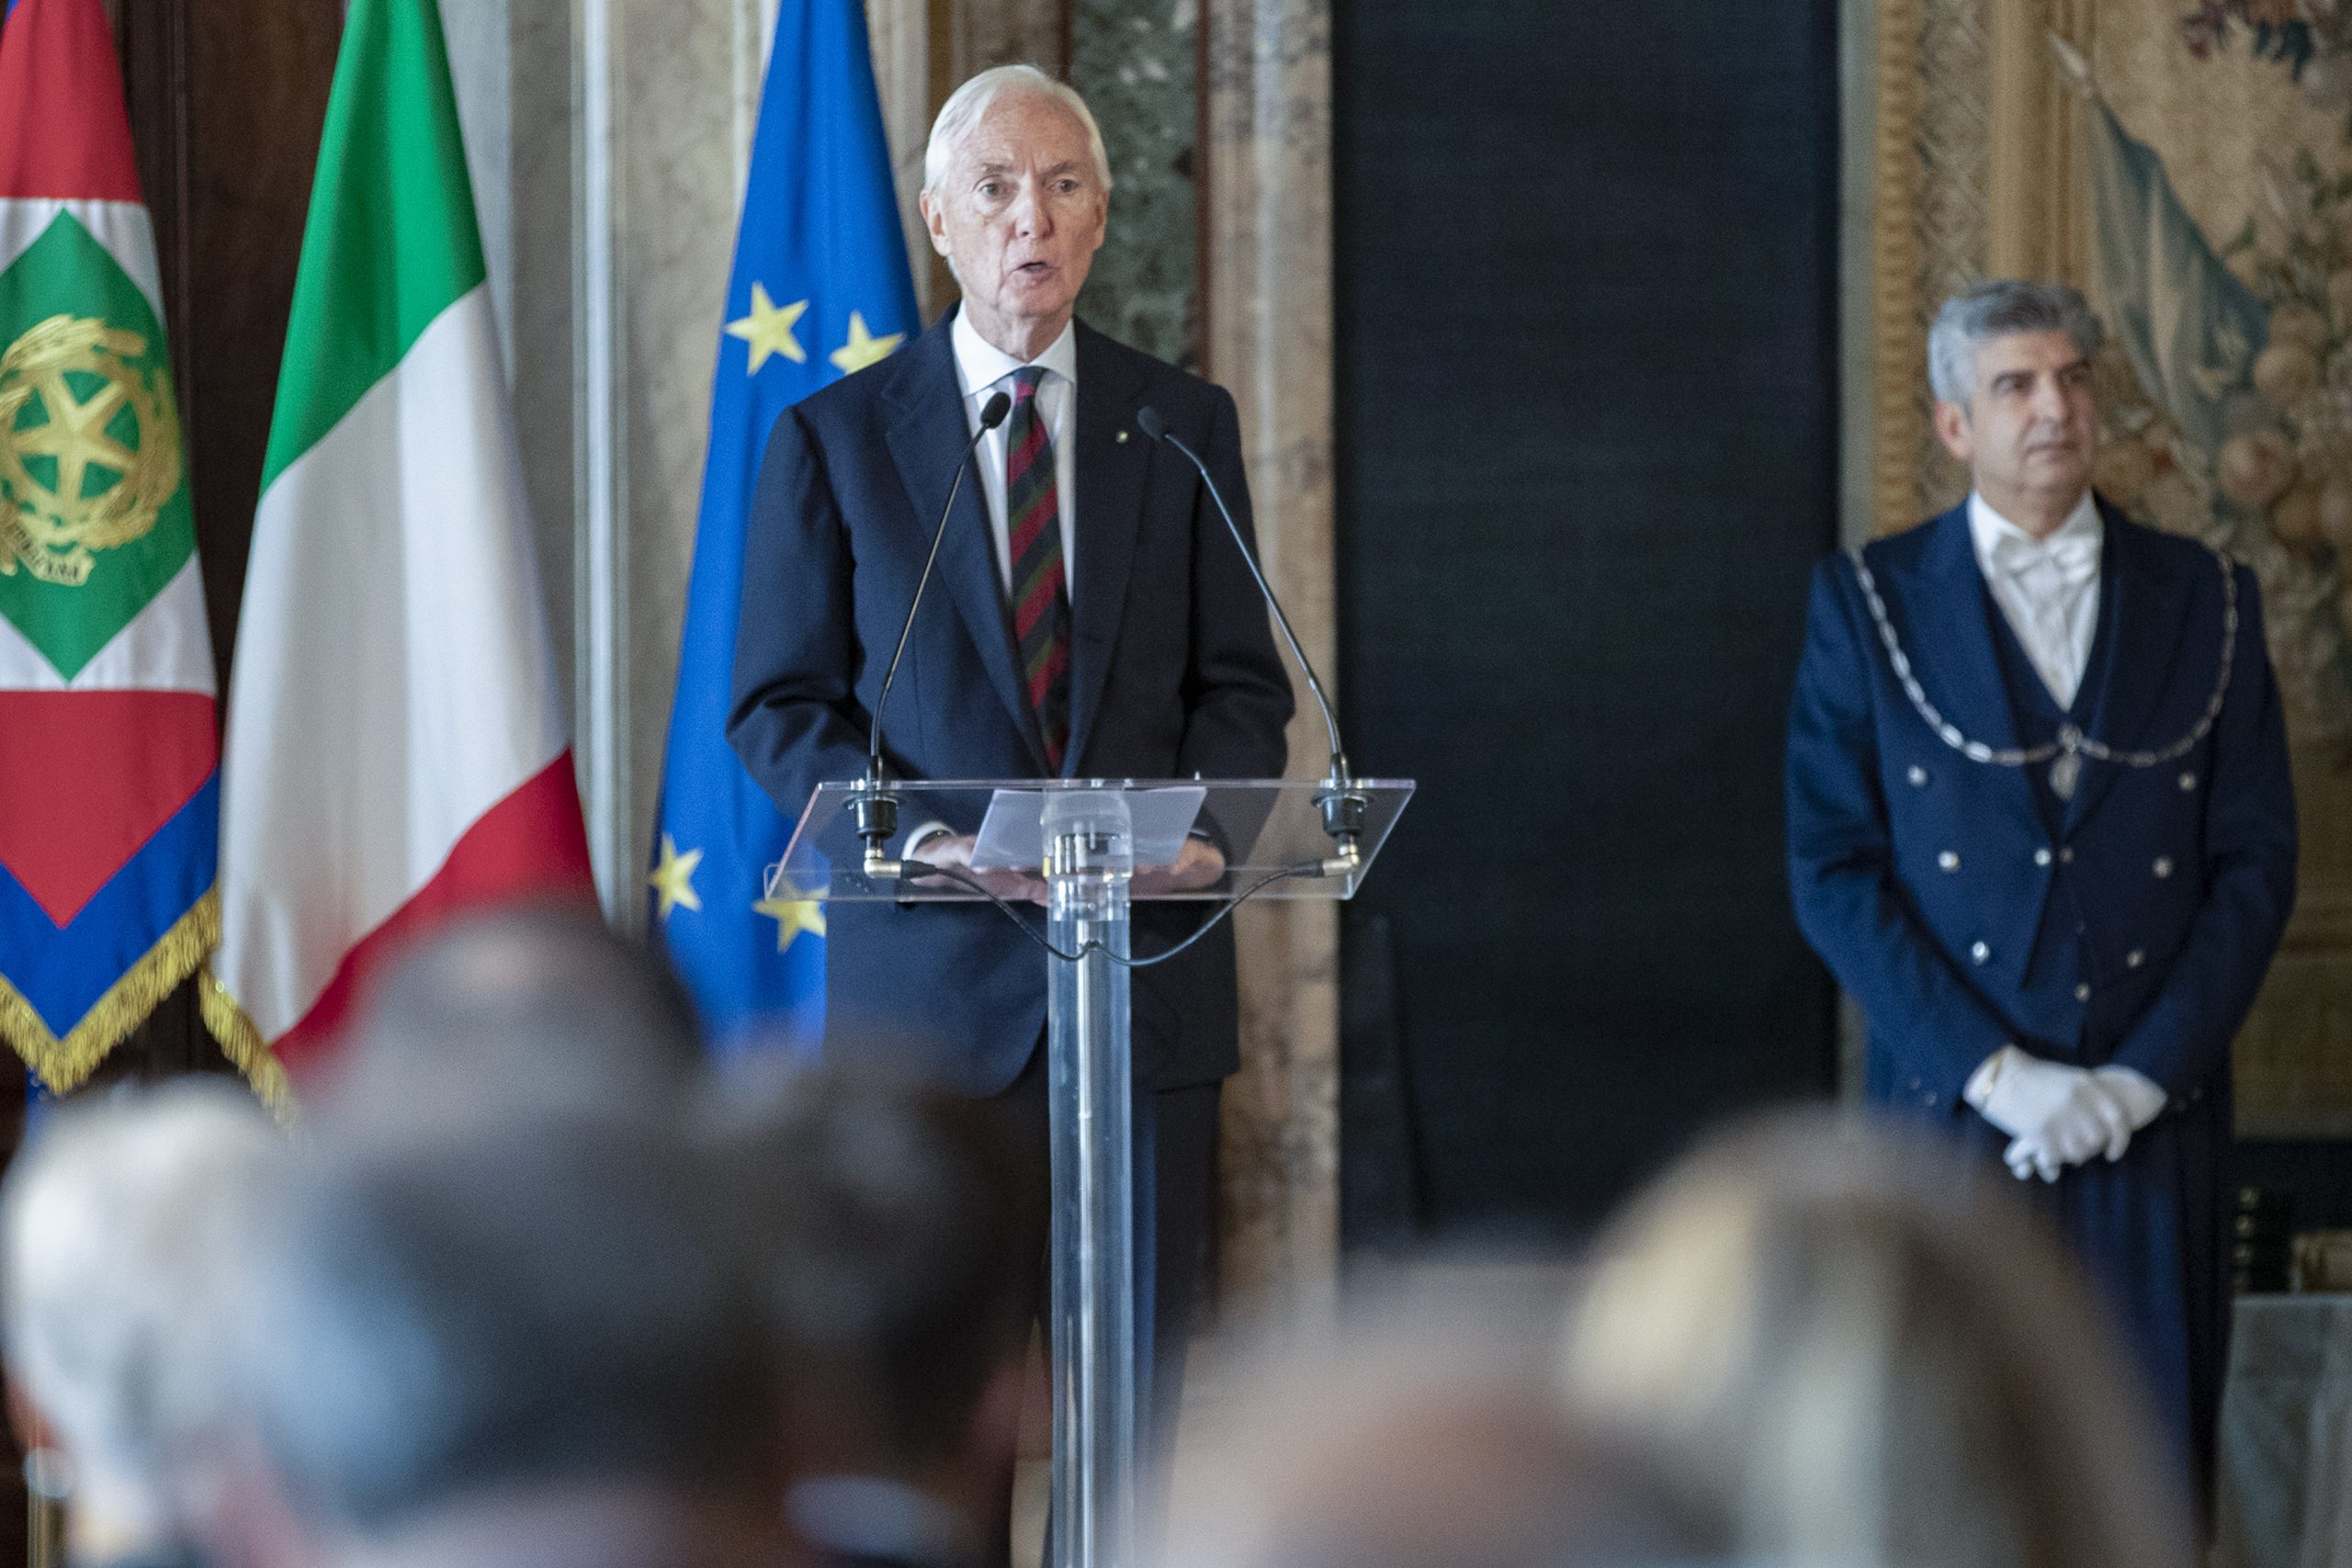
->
xmin=1135 ymin=405 xmax=1166 ymax=442
xmin=978 ymin=390 xmax=1012 ymax=430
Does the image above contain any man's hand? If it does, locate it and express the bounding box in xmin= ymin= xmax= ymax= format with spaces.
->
xmin=1131 ymin=836 xmax=1227 ymax=897
xmin=904 ymin=831 xmax=1046 ymax=905
xmin=1969 ymin=1047 xmax=2133 ymax=1180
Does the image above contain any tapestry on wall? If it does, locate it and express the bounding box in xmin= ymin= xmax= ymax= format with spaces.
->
xmin=1874 ymin=0 xmax=2352 ymax=1134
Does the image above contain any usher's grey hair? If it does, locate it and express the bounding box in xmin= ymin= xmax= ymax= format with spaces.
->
xmin=1928 ymin=280 xmax=2104 ymax=405
xmin=922 ymin=64 xmax=1113 ymax=198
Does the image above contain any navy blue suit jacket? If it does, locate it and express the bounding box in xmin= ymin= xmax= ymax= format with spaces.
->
xmin=727 ymin=314 xmax=1294 ymax=1096
xmin=1787 ymin=498 xmax=2296 ymax=1478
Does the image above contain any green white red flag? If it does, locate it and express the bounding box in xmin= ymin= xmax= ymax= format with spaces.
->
xmin=204 ymin=0 xmax=593 ymax=1092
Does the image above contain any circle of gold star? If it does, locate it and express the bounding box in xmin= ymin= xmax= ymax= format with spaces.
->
xmin=830 ymin=310 xmax=904 ymax=375
xmin=753 ymin=887 xmax=828 ymax=953
xmin=648 ymin=833 xmax=704 ymax=919
xmin=725 ymin=283 xmax=808 ymax=375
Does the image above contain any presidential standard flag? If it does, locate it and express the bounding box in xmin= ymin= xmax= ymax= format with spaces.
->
xmin=650 ymin=0 xmax=918 ymax=1051
xmin=0 ymin=0 xmax=222 ymax=1091
xmin=205 ymin=0 xmax=592 ymax=1095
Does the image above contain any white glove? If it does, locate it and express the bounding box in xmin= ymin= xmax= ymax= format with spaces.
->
xmin=1999 ymin=1065 xmax=2170 ymax=1180
xmin=2093 ymin=1065 xmax=2167 ymax=1132
xmin=1967 ymin=1046 xmax=2132 ymax=1181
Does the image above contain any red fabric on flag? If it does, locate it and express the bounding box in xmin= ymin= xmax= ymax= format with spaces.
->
xmin=0 ymin=0 xmax=145 ymax=202
xmin=0 ymin=690 xmax=217 ymax=926
xmin=268 ymin=751 xmax=595 ymax=1079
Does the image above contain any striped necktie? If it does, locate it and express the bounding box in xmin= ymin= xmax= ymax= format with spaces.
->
xmin=1005 ymin=366 xmax=1070 ymax=771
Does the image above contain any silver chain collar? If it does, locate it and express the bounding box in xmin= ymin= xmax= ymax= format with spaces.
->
xmin=1846 ymin=543 xmax=2237 ymax=783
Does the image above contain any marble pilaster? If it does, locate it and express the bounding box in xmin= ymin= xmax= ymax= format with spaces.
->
xmin=610 ymin=0 xmax=766 ymax=931
xmin=1070 ymin=0 xmax=1199 ymax=367
xmin=948 ymin=0 xmax=1068 ymax=80
xmin=486 ymin=0 xmax=763 ymax=922
xmin=865 ymin=0 xmax=946 ymax=320
xmin=1201 ymin=0 xmax=1337 ymax=1325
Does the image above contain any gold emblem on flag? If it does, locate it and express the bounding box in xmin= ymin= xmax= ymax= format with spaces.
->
xmin=0 ymin=314 xmax=182 ymax=586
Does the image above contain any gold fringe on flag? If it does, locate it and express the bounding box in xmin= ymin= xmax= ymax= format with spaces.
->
xmin=0 ymin=889 xmax=230 ymax=1094
xmin=197 ymin=971 xmax=293 ymax=1116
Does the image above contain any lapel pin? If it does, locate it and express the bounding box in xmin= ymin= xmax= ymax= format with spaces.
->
xmin=1115 ymin=429 xmax=1129 ymax=444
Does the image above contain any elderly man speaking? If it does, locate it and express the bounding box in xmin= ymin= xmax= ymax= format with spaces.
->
xmin=1787 ymin=279 xmax=2297 ymax=1499
xmin=727 ymin=62 xmax=1293 ymax=1478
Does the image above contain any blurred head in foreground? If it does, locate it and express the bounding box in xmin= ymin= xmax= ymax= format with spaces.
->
xmin=1160 ymin=1282 xmax=1715 ymax=1568
xmin=1556 ymin=1110 xmax=2192 ymax=1568
xmin=1 ymin=1080 xmax=288 ymax=1568
xmin=716 ymin=1066 xmax=1043 ymax=1566
xmin=322 ymin=901 xmax=701 ymax=1134
xmin=223 ymin=1115 xmax=790 ymax=1568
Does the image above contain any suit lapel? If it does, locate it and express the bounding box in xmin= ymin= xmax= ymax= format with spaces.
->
xmin=880 ymin=319 xmax=1046 ymax=767
xmin=2064 ymin=502 xmax=2192 ymax=831
xmin=1883 ymin=506 xmax=2041 ymax=831
xmin=1064 ymin=324 xmax=1148 ymax=773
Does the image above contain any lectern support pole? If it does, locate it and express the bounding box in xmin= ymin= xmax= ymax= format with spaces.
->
xmin=1044 ymin=790 xmax=1138 ymax=1568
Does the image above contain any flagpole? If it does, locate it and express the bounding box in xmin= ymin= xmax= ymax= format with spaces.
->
xmin=572 ymin=0 xmax=632 ymax=931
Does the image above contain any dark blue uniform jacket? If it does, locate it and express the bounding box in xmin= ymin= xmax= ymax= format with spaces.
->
xmin=1787 ymin=497 xmax=2297 ymax=1483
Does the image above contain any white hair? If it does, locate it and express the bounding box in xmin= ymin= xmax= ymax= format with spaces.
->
xmin=2 ymin=1082 xmax=287 ymax=1527
xmin=922 ymin=64 xmax=1113 ymax=198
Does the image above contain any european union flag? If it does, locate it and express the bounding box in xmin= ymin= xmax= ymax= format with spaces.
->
xmin=650 ymin=0 xmax=918 ymax=1052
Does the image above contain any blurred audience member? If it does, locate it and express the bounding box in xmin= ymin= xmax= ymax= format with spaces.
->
xmin=717 ymin=1066 xmax=1043 ymax=1568
xmin=1 ymin=1081 xmax=288 ymax=1568
xmin=1159 ymin=1287 xmax=1714 ymax=1568
xmin=219 ymin=1115 xmax=794 ymax=1568
xmin=320 ymin=902 xmax=700 ymax=1134
xmin=1557 ymin=1110 xmax=2193 ymax=1568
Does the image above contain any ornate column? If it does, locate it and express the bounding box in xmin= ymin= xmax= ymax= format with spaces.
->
xmin=1202 ymin=0 xmax=1338 ymax=1324
xmin=1985 ymin=0 xmax=2095 ymax=283
xmin=864 ymin=0 xmax=945 ymax=320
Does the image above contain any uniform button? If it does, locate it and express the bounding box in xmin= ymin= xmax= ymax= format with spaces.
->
xmin=2060 ymin=847 xmax=2075 ymax=863
xmin=2034 ymin=848 xmax=2052 ymax=866
xmin=1971 ymin=941 xmax=1991 ymax=964
xmin=2180 ymin=772 xmax=2198 ymax=792
xmin=2127 ymin=949 xmax=2144 ymax=969
xmin=1921 ymin=1092 xmax=1937 ymax=1107
xmin=2154 ymin=856 xmax=2174 ymax=878
xmin=2075 ymin=982 xmax=2092 ymax=1002
xmin=1939 ymin=851 xmax=1961 ymax=872
xmin=1908 ymin=765 xmax=1929 ymax=787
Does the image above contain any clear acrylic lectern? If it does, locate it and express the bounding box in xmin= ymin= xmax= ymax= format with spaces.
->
xmin=775 ymin=777 xmax=1412 ymax=1568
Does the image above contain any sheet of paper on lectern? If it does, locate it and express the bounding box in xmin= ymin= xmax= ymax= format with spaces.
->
xmin=970 ymin=786 xmax=1207 ymax=871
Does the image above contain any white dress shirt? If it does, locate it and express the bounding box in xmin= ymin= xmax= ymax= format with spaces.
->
xmin=952 ymin=310 xmax=1080 ymax=601
xmin=1968 ymin=489 xmax=2103 ymax=710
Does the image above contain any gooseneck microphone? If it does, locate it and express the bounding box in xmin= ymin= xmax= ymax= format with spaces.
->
xmin=854 ymin=389 xmax=1012 ymax=878
xmin=1134 ymin=404 xmax=1368 ymax=871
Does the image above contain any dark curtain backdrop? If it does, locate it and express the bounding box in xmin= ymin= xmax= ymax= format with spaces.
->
xmin=1334 ymin=1 xmax=1844 ymax=1243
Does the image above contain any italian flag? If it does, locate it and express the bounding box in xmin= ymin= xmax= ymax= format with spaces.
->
xmin=0 ymin=0 xmax=220 ymax=1090
xmin=204 ymin=0 xmax=592 ymax=1092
